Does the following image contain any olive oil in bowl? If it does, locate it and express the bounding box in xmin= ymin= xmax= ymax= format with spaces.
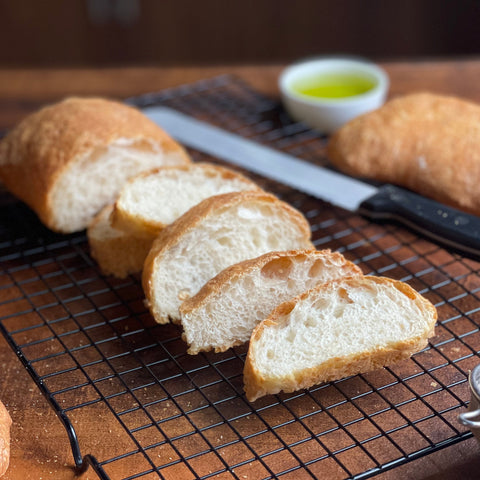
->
xmin=293 ymin=73 xmax=377 ymax=100
xmin=279 ymin=58 xmax=389 ymax=132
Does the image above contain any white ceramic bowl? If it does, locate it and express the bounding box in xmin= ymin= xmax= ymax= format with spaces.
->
xmin=279 ymin=57 xmax=389 ymax=133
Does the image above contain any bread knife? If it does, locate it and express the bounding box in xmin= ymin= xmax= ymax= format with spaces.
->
xmin=144 ymin=106 xmax=480 ymax=259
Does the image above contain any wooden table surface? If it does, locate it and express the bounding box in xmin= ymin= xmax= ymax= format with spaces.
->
xmin=1 ymin=59 xmax=480 ymax=479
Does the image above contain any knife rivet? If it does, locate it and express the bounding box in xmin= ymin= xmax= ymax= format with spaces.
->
xmin=454 ymin=216 xmax=469 ymax=226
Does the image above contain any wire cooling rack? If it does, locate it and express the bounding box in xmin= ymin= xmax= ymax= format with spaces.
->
xmin=0 ymin=75 xmax=478 ymax=480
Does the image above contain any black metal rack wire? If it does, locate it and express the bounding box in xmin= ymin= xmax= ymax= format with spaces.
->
xmin=0 ymin=75 xmax=477 ymax=479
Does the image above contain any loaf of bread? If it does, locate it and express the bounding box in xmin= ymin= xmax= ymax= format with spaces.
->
xmin=180 ymin=249 xmax=362 ymax=354
xmin=87 ymin=205 xmax=153 ymax=278
xmin=244 ymin=275 xmax=437 ymax=402
xmin=0 ymin=400 xmax=11 ymax=477
xmin=327 ymin=92 xmax=480 ymax=215
xmin=111 ymin=162 xmax=261 ymax=238
xmin=0 ymin=97 xmax=191 ymax=232
xmin=142 ymin=191 xmax=314 ymax=324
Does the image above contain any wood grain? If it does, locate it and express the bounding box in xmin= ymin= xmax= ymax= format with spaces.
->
xmin=2 ymin=60 xmax=480 ymax=129
xmin=1 ymin=60 xmax=480 ymax=479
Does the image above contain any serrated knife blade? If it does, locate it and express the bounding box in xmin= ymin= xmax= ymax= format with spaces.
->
xmin=144 ymin=106 xmax=480 ymax=259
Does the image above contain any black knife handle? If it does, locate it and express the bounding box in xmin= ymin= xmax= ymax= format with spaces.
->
xmin=358 ymin=184 xmax=480 ymax=259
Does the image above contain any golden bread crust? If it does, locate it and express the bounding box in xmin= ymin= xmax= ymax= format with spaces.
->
xmin=87 ymin=205 xmax=154 ymax=278
xmin=0 ymin=97 xmax=190 ymax=231
xmin=327 ymin=92 xmax=480 ymax=214
xmin=244 ymin=276 xmax=437 ymax=402
xmin=0 ymin=400 xmax=11 ymax=477
xmin=142 ymin=191 xmax=313 ymax=322
xmin=244 ymin=335 xmax=430 ymax=402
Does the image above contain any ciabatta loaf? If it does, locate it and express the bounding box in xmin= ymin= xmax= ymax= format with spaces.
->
xmin=244 ymin=276 xmax=437 ymax=402
xmin=142 ymin=191 xmax=313 ymax=324
xmin=111 ymin=163 xmax=261 ymax=238
xmin=87 ymin=205 xmax=154 ymax=278
xmin=0 ymin=400 xmax=11 ymax=477
xmin=0 ymin=97 xmax=191 ymax=232
xmin=327 ymin=92 xmax=480 ymax=215
xmin=180 ymin=249 xmax=362 ymax=354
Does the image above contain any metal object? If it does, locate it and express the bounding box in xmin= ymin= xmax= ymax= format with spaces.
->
xmin=143 ymin=105 xmax=480 ymax=261
xmin=459 ymin=363 xmax=480 ymax=441
xmin=144 ymin=104 xmax=377 ymax=211
xmin=0 ymin=76 xmax=476 ymax=479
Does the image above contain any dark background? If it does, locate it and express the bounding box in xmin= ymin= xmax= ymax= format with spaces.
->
xmin=1 ymin=0 xmax=480 ymax=67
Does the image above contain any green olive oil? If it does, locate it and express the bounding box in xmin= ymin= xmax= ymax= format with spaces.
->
xmin=293 ymin=73 xmax=376 ymax=99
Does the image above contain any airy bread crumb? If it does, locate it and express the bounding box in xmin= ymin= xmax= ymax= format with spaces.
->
xmin=180 ymin=249 xmax=362 ymax=354
xmin=142 ymin=191 xmax=314 ymax=324
xmin=244 ymin=275 xmax=437 ymax=402
xmin=111 ymin=162 xmax=261 ymax=238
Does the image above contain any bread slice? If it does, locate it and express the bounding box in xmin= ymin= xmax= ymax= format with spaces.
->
xmin=111 ymin=162 xmax=261 ymax=238
xmin=180 ymin=249 xmax=362 ymax=354
xmin=89 ymin=164 xmax=259 ymax=278
xmin=0 ymin=399 xmax=11 ymax=477
xmin=142 ymin=191 xmax=314 ymax=324
xmin=0 ymin=97 xmax=191 ymax=233
xmin=244 ymin=275 xmax=437 ymax=402
xmin=87 ymin=205 xmax=154 ymax=278
xmin=327 ymin=92 xmax=480 ymax=215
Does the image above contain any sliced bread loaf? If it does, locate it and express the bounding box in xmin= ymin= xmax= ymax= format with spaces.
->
xmin=180 ymin=249 xmax=362 ymax=354
xmin=142 ymin=191 xmax=314 ymax=324
xmin=244 ymin=276 xmax=437 ymax=402
xmin=0 ymin=97 xmax=191 ymax=232
xmin=111 ymin=162 xmax=261 ymax=238
xmin=87 ymin=205 xmax=154 ymax=278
